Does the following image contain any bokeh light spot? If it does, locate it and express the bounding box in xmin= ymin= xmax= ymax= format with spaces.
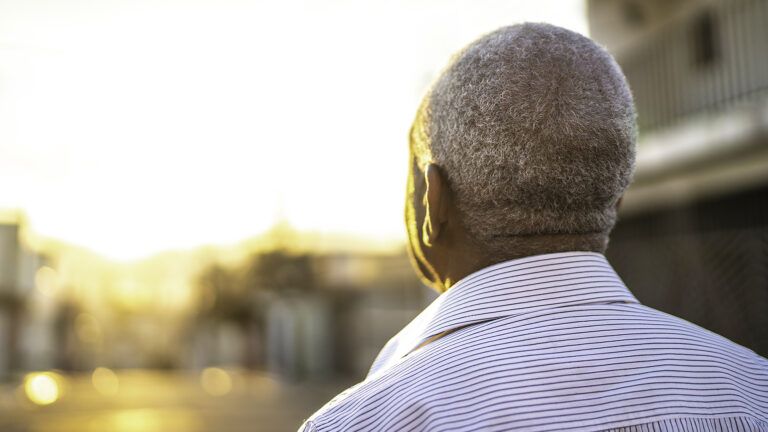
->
xmin=34 ymin=266 xmax=59 ymax=295
xmin=92 ymin=367 xmax=120 ymax=396
xmin=24 ymin=372 xmax=62 ymax=406
xmin=200 ymin=367 xmax=232 ymax=397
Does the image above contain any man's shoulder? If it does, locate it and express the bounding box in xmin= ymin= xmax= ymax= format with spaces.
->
xmin=307 ymin=303 xmax=768 ymax=431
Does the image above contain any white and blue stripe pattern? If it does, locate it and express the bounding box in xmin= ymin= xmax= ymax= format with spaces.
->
xmin=300 ymin=252 xmax=768 ymax=431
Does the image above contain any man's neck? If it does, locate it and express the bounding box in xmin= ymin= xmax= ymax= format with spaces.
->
xmin=436 ymin=237 xmax=606 ymax=291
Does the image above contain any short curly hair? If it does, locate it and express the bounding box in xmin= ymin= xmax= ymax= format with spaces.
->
xmin=411 ymin=23 xmax=637 ymax=254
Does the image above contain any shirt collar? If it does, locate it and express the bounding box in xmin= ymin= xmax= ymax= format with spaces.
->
xmin=371 ymin=251 xmax=639 ymax=374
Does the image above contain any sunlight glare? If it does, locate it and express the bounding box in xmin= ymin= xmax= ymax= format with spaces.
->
xmin=0 ymin=0 xmax=586 ymax=260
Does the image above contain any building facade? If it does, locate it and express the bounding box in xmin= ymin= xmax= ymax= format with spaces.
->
xmin=589 ymin=0 xmax=768 ymax=356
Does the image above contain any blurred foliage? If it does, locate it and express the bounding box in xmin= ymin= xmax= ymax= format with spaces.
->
xmin=197 ymin=263 xmax=249 ymax=322
xmin=246 ymin=251 xmax=314 ymax=293
xmin=195 ymin=249 xmax=315 ymax=323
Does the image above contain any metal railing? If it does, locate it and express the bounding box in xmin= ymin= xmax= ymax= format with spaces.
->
xmin=621 ymin=0 xmax=768 ymax=134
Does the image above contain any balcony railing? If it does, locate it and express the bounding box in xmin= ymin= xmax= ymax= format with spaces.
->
xmin=621 ymin=0 xmax=768 ymax=135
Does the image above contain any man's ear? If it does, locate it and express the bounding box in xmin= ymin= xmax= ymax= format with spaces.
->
xmin=422 ymin=163 xmax=449 ymax=247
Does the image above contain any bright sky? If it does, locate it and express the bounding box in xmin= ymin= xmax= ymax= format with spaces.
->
xmin=0 ymin=0 xmax=587 ymax=260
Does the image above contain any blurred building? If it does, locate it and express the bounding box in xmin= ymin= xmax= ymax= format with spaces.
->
xmin=589 ymin=0 xmax=768 ymax=356
xmin=310 ymin=253 xmax=434 ymax=377
xmin=187 ymin=251 xmax=433 ymax=381
xmin=0 ymin=223 xmax=52 ymax=378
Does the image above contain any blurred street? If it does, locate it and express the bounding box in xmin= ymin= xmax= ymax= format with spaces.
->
xmin=0 ymin=370 xmax=352 ymax=432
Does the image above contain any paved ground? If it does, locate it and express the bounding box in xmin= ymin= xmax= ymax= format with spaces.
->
xmin=0 ymin=370 xmax=354 ymax=432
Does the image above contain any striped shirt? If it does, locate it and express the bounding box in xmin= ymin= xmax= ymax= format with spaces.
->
xmin=300 ymin=252 xmax=768 ymax=431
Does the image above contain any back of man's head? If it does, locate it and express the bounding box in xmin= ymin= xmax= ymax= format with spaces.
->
xmin=411 ymin=23 xmax=636 ymax=255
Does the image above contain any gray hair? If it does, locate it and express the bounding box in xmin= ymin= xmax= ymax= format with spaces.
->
xmin=412 ymin=23 xmax=637 ymax=254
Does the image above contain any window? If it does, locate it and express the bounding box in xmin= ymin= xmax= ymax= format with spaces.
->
xmin=691 ymin=11 xmax=719 ymax=68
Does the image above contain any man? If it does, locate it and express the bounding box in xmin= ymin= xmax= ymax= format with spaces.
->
xmin=300 ymin=23 xmax=768 ymax=431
